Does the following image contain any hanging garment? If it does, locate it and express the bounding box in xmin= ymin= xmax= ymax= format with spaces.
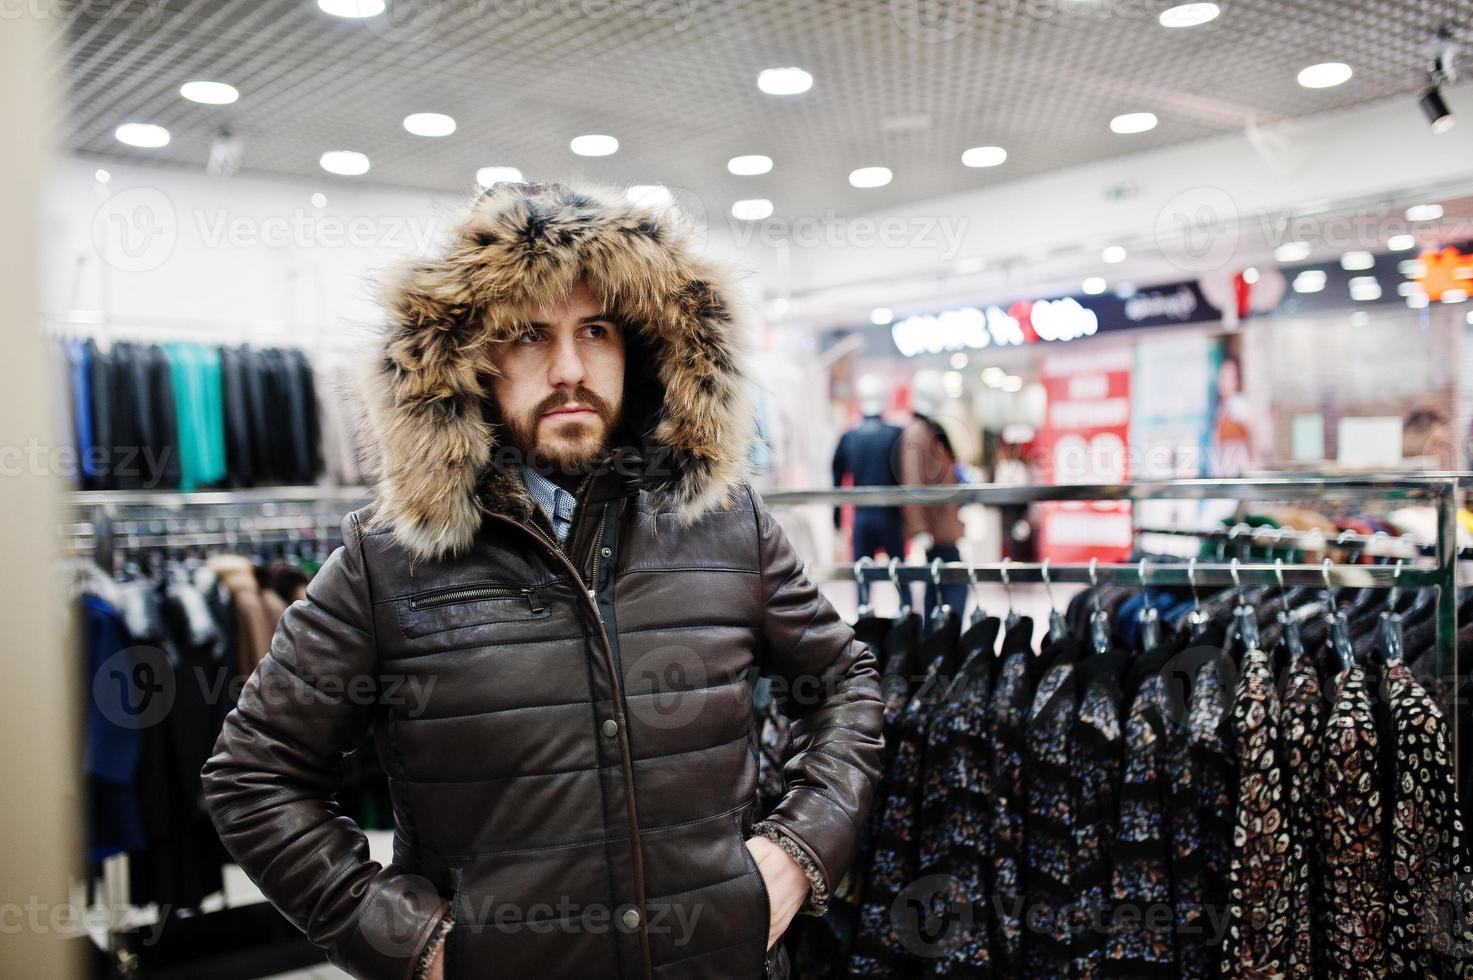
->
xmin=848 ymin=611 xmax=961 ymax=978
xmin=919 ymin=615 xmax=1000 ymax=979
xmin=1164 ymin=628 xmax=1234 ymax=980
xmin=1383 ymin=660 xmax=1473 ymax=977
xmin=986 ymin=617 xmax=1044 ymax=978
xmin=1321 ymin=664 xmax=1390 ymax=979
xmin=1220 ymin=644 xmax=1291 ymax=978
xmin=1104 ymin=639 xmax=1178 ymax=979
xmin=1279 ymin=654 xmax=1326 ymax=980
xmin=82 ymin=592 xmax=146 ymax=864
xmin=1022 ymin=635 xmax=1082 ymax=980
xmin=1068 ymin=647 xmax=1132 ymax=980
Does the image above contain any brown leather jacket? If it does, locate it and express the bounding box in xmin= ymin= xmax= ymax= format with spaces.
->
xmin=200 ymin=182 xmax=884 ymax=980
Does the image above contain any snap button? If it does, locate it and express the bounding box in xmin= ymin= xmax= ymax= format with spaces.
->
xmin=622 ymin=908 xmax=641 ymax=929
xmin=600 ymin=546 xmax=612 ymax=557
xmin=602 ymin=719 xmax=618 ymax=738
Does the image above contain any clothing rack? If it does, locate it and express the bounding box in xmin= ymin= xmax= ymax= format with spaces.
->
xmin=763 ymin=475 xmax=1466 ymax=776
xmin=1132 ymin=521 xmax=1473 ymax=561
xmin=67 ymin=486 xmax=373 ymax=979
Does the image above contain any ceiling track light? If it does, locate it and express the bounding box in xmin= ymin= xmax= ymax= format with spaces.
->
xmin=1422 ymin=27 xmax=1458 ymax=133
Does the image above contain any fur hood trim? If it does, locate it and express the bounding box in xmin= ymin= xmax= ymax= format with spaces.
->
xmin=359 ymin=181 xmax=755 ymax=563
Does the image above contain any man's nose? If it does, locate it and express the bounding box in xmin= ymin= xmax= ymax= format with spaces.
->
xmin=548 ymin=334 xmax=585 ymax=387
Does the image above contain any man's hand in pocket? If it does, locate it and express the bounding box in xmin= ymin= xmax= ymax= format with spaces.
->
xmin=745 ymin=836 xmax=810 ymax=951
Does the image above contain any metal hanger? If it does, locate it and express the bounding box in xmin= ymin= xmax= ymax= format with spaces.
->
xmin=1041 ymin=558 xmax=1068 ymax=642
xmin=1231 ymin=557 xmax=1261 ymax=653
xmin=927 ymin=557 xmax=951 ymax=634
xmin=854 ymin=556 xmax=875 ymax=618
xmin=1137 ymin=557 xmax=1161 ymax=653
xmin=964 ymin=556 xmax=987 ymax=627
xmin=1088 ymin=557 xmax=1111 ymax=655
xmin=889 ymin=557 xmax=910 ymax=615
xmin=1186 ymin=556 xmax=1211 ymax=638
xmin=1001 ymin=557 xmax=1021 ymax=632
xmin=1374 ymin=558 xmax=1406 ymax=665
xmin=1323 ymin=558 xmax=1356 ymax=672
xmin=1275 ymin=557 xmax=1306 ymax=663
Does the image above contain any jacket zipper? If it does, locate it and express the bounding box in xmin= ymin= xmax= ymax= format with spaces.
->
xmin=483 ymin=504 xmax=652 ymax=978
xmin=408 ymin=585 xmax=544 ymax=614
xmin=587 ymin=506 xmax=610 ymax=605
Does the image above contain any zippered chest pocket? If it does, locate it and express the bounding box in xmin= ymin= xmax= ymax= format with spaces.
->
xmin=396 ymin=582 xmax=552 ymax=639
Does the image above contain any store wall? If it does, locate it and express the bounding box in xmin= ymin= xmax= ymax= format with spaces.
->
xmin=1 ymin=11 xmax=81 ymax=980
xmin=1242 ymin=306 xmax=1464 ymax=469
xmin=44 ymin=154 xmax=782 ymax=342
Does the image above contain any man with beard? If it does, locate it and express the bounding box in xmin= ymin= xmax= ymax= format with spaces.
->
xmin=202 ymin=181 xmax=885 ymax=980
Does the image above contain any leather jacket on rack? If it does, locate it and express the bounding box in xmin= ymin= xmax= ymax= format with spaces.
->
xmin=201 ymin=181 xmax=886 ymax=980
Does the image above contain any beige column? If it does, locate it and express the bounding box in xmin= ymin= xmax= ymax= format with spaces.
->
xmin=0 ymin=9 xmax=82 ymax=980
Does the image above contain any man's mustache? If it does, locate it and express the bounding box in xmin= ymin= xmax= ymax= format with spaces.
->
xmin=536 ymin=388 xmax=613 ymax=420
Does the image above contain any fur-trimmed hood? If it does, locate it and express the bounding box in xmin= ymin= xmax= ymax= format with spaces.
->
xmin=359 ymin=180 xmax=755 ymax=563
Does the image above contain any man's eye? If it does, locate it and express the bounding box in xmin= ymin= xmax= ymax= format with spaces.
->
xmin=516 ymin=330 xmax=543 ymax=344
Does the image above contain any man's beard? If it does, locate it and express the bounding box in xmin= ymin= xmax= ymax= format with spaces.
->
xmin=501 ymin=385 xmax=621 ymax=478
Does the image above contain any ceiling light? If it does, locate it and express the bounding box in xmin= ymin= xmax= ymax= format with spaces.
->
xmin=870 ymin=307 xmax=894 ymax=325
xmin=961 ymin=145 xmax=1007 ymax=168
xmin=1110 ymin=112 xmax=1158 ymax=134
xmin=1274 ymin=241 xmax=1311 ymax=263
xmin=1101 ymin=245 xmax=1127 ymax=264
xmin=114 ymin=122 xmax=169 ymax=148
xmin=1400 ymin=260 xmax=1426 ymax=278
xmin=1082 ymin=277 xmax=1107 ymax=295
xmin=1466 ymin=310 xmax=1473 ymax=325
xmin=476 ymin=166 xmax=523 ymax=187
xmin=1406 ymin=203 xmax=1444 ymax=222
xmin=627 ymin=184 xmax=672 ymax=208
xmin=1292 ymin=270 xmax=1327 ymax=293
xmin=180 ymin=81 xmax=238 ymax=105
xmin=319 ymin=150 xmax=369 ymax=176
xmin=570 ymin=134 xmax=618 ymax=156
xmin=1002 ymin=375 xmax=1024 ymax=392
xmin=1388 ymin=234 xmax=1417 ymax=251
xmin=310 ymin=192 xmax=327 ymax=208
xmin=728 ymin=154 xmax=773 ymax=176
xmin=1349 ymin=276 xmax=1382 ymax=301
xmin=731 ymin=198 xmax=773 ymax=221
xmin=1443 ymin=289 xmax=1469 ymax=304
xmin=93 ymin=169 xmax=110 ymax=183
xmin=317 ymin=0 xmax=385 ymax=17
xmin=982 ymin=367 xmax=1007 ymax=387
xmin=1243 ymin=266 xmax=1260 ymax=284
xmin=849 ymin=166 xmax=892 ymax=188
xmin=1158 ymin=2 xmax=1219 ymax=27
xmin=757 ymin=67 xmax=812 ymax=95
xmin=1398 ymin=281 xmax=1425 ymax=297
xmin=1297 ymin=62 xmax=1353 ymax=89
xmin=1408 ymin=293 xmax=1430 ymax=309
xmin=950 ymin=353 xmax=969 ymax=369
xmin=1421 ymin=86 xmax=1456 ymax=133
xmin=403 ymin=112 xmax=456 ymax=137
xmin=1340 ymin=250 xmax=1375 ymax=271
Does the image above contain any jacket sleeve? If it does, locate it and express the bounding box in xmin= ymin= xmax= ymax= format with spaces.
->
xmin=201 ymin=512 xmax=451 ymax=980
xmin=746 ymin=485 xmax=885 ymax=914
